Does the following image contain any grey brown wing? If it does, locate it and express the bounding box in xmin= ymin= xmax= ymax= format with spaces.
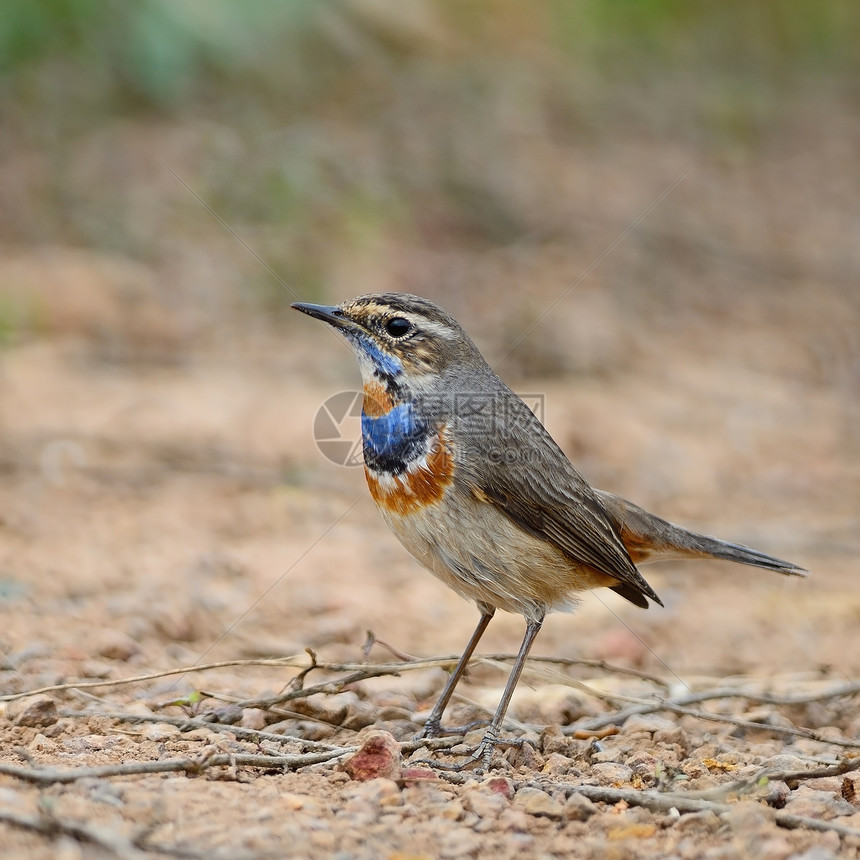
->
xmin=453 ymin=397 xmax=662 ymax=608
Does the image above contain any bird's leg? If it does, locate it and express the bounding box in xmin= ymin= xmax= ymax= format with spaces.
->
xmin=472 ymin=612 xmax=544 ymax=772
xmin=423 ymin=613 xmax=544 ymax=775
xmin=419 ymin=606 xmax=495 ymax=739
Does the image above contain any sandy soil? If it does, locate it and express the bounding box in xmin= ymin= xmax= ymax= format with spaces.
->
xmin=1 ymin=280 xmax=858 ymax=858
xmin=1 ymin=118 xmax=859 ymax=857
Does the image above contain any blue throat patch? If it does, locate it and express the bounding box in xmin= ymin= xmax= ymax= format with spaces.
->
xmin=362 ymin=401 xmax=429 ymax=475
xmin=348 ymin=332 xmax=403 ymax=380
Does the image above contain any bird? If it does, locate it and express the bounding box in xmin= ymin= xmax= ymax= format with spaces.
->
xmin=292 ymin=292 xmax=807 ymax=770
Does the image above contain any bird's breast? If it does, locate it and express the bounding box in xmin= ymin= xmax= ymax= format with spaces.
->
xmin=360 ymin=382 xmax=436 ymax=472
xmin=362 ymin=386 xmax=455 ymax=515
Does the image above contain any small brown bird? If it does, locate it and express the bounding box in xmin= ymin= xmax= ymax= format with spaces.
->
xmin=293 ymin=293 xmax=808 ymax=770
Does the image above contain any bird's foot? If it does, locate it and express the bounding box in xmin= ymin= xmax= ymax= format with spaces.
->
xmin=417 ymin=718 xmax=488 ymax=741
xmin=412 ymin=726 xmax=531 ymax=777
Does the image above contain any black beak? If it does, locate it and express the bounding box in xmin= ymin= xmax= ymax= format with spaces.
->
xmin=291 ymin=302 xmax=359 ymax=334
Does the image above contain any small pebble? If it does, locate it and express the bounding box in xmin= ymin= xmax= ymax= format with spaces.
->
xmin=28 ymin=733 xmax=57 ymax=753
xmin=142 ymin=723 xmax=180 ymax=742
xmin=622 ymin=714 xmax=676 ymax=733
xmin=514 ymin=787 xmax=564 ymax=819
xmin=590 ymin=762 xmax=634 ymax=785
xmin=506 ymin=740 xmax=544 ymax=771
xmin=94 ymin=630 xmax=140 ymax=661
xmin=804 ymin=777 xmax=844 ymax=794
xmin=280 ymin=793 xmax=324 ymax=816
xmin=268 ymin=719 xmax=336 ymax=741
xmin=764 ymin=779 xmax=791 ymax=808
xmin=342 ymin=730 xmax=402 ymax=781
xmin=542 ymin=752 xmax=576 ymax=776
xmin=790 ymin=846 xmax=840 ymax=860
xmin=563 ymin=792 xmax=598 ymax=821
xmin=541 ymin=724 xmax=579 ymax=757
xmin=439 ymin=826 xmax=482 ymax=858
xmin=290 ymin=692 xmax=353 ymax=726
xmin=483 ymin=776 xmax=515 ymax=800
xmin=341 ymin=707 xmax=378 ymax=731
xmin=463 ymin=786 xmax=509 ymax=818
xmin=240 ymin=708 xmax=270 ymax=730
xmin=783 ymin=786 xmax=855 ymax=820
xmin=626 ymin=751 xmax=659 ymax=779
xmin=309 ymin=830 xmax=337 ymax=850
xmin=724 ymin=800 xmax=775 ymax=836
xmin=441 ymin=799 xmax=464 ymax=820
xmin=673 ymin=810 xmax=720 ymax=833
xmin=200 ymin=704 xmax=242 ymax=725
xmin=9 ymin=695 xmax=58 ymax=727
xmin=498 ymin=808 xmax=532 ymax=832
xmin=342 ymin=777 xmax=402 ymax=807
xmin=81 ymin=660 xmax=113 ymax=679
xmin=592 ymin=745 xmax=632 ymax=764
xmin=653 ymin=727 xmax=691 ymax=754
xmin=400 ymin=767 xmax=438 ymax=785
xmin=760 ymin=753 xmax=812 ymax=775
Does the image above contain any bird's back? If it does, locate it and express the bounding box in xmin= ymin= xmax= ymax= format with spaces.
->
xmin=437 ymin=363 xmax=662 ymax=609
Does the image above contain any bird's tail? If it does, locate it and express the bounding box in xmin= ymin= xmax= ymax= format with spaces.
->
xmin=593 ymin=489 xmax=808 ymax=576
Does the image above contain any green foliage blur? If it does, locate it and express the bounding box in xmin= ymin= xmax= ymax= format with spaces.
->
xmin=0 ymin=1 xmax=857 ymax=324
xmin=3 ymin=1 xmax=856 ymax=110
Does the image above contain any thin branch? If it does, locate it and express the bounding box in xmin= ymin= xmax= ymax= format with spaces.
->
xmin=765 ymin=756 xmax=860 ymax=783
xmin=537 ymin=781 xmax=860 ymax=839
xmin=666 ymin=703 xmax=860 ymax=750
xmin=577 ymin=683 xmax=860 ymax=730
xmin=57 ymin=710 xmax=347 ymax=752
xmin=364 ymin=630 xmax=419 ymax=662
xmin=187 ymin=690 xmax=350 ymax=730
xmin=9 ymin=655 xmax=859 ymax=763
xmin=229 ymin=667 xmax=399 ymax=709
xmin=0 ymin=806 xmax=148 ymax=859
xmin=570 ymin=687 xmax=860 ymax=750
xmin=0 ymin=657 xmax=312 ymax=702
xmin=14 ymin=653 xmax=854 ymax=706
xmin=744 ymin=680 xmax=860 ymax=706
xmin=327 ymin=655 xmax=672 ymax=687
xmin=0 ymin=749 xmax=354 ymax=786
xmin=770 ymin=811 xmax=860 ymax=838
xmin=61 ymin=706 xmax=546 ymax=757
xmin=662 ymin=755 xmax=860 ymax=803
xmin=0 ymin=652 xmax=673 ymax=703
xmin=0 ymin=805 xmax=230 ymax=860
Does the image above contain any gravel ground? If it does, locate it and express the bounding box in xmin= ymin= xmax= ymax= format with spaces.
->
xmin=1 ymin=281 xmax=858 ymax=858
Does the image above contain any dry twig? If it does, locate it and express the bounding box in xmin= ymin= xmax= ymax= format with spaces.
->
xmin=536 ymin=780 xmax=860 ymax=839
xmin=0 ymin=804 xmax=238 ymax=860
xmin=0 ymin=806 xmax=148 ymax=859
xmin=57 ymin=709 xmax=347 ymax=752
xmin=569 ymin=687 xmax=860 ymax=749
xmin=0 ymin=652 xmax=672 ymax=703
xmin=0 ymin=749 xmax=352 ymax=786
xmin=658 ymin=755 xmax=860 ymax=803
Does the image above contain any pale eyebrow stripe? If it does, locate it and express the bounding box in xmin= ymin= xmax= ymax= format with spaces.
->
xmin=418 ymin=320 xmax=457 ymax=340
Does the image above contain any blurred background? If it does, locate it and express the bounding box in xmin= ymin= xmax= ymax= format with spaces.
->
xmin=0 ymin=1 xmax=858 ymax=685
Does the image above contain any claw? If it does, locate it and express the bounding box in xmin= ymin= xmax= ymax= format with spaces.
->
xmin=417 ymin=718 xmax=488 ymax=741
xmin=418 ymin=721 xmax=441 ymax=740
xmin=411 ymin=728 xmax=532 ymax=776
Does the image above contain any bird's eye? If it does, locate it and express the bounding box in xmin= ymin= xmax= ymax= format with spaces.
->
xmin=385 ymin=317 xmax=411 ymax=337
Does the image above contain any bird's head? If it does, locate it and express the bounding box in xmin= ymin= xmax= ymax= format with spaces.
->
xmin=292 ymin=293 xmax=482 ymax=388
